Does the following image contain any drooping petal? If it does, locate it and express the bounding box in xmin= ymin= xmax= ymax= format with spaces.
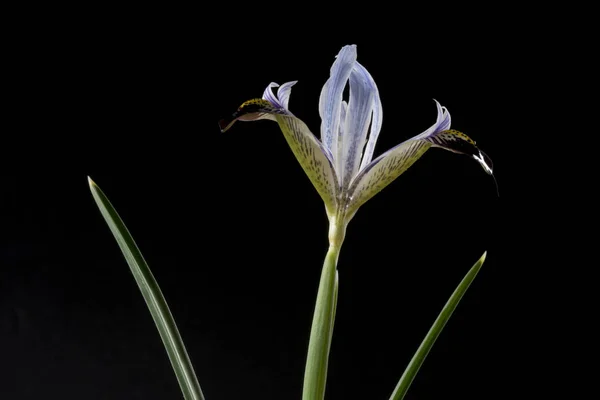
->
xmin=220 ymin=97 xmax=339 ymax=216
xmin=425 ymin=129 xmax=494 ymax=174
xmin=345 ymin=102 xmax=494 ymax=217
xmin=219 ymin=82 xmax=297 ymax=132
xmin=274 ymin=114 xmax=340 ymax=216
xmin=345 ymin=139 xmax=432 ymax=218
xmin=357 ymin=62 xmax=383 ymax=172
xmin=319 ymin=45 xmax=357 ymax=157
xmin=218 ymin=98 xmax=281 ymax=132
xmin=339 ymin=62 xmax=376 ymax=188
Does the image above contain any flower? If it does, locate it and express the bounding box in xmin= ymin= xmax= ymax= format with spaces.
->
xmin=219 ymin=45 xmax=494 ymax=226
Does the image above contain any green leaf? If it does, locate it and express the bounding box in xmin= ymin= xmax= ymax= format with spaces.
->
xmin=389 ymin=251 xmax=487 ymax=400
xmin=88 ymin=177 xmax=205 ymax=400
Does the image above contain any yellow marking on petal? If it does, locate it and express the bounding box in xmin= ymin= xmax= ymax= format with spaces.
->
xmin=438 ymin=129 xmax=476 ymax=145
xmin=239 ymin=98 xmax=273 ymax=110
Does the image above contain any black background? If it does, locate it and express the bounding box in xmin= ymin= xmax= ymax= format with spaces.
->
xmin=1 ymin=5 xmax=560 ymax=400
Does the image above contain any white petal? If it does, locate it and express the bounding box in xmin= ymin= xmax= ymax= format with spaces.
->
xmin=262 ymin=82 xmax=280 ymax=106
xmin=358 ymin=62 xmax=383 ymax=171
xmin=341 ymin=62 xmax=377 ymax=188
xmin=412 ymin=100 xmax=451 ymax=140
xmin=277 ymin=81 xmax=297 ymax=110
xmin=319 ymin=45 xmax=357 ymax=157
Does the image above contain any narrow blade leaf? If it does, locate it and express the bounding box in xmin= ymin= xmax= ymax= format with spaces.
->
xmin=88 ymin=177 xmax=205 ymax=400
xmin=389 ymin=251 xmax=487 ymax=400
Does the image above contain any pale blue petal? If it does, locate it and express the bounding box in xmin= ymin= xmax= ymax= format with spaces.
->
xmin=358 ymin=62 xmax=383 ymax=172
xmin=435 ymin=99 xmax=451 ymax=131
xmin=341 ymin=62 xmax=376 ymax=188
xmin=411 ymin=100 xmax=451 ymax=140
xmin=262 ymin=82 xmax=281 ymax=107
xmin=319 ymin=45 xmax=357 ymax=157
xmin=277 ymin=81 xmax=297 ymax=110
xmin=339 ymin=100 xmax=348 ymax=132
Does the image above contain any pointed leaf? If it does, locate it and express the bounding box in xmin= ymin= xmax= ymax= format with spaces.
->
xmin=88 ymin=178 xmax=205 ymax=400
xmin=389 ymin=252 xmax=487 ymax=400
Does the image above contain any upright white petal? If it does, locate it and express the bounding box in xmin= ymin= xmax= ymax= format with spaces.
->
xmin=358 ymin=62 xmax=383 ymax=171
xmin=262 ymin=81 xmax=297 ymax=111
xmin=277 ymin=81 xmax=298 ymax=110
xmin=342 ymin=62 xmax=377 ymax=188
xmin=319 ymin=45 xmax=357 ymax=160
xmin=263 ymin=82 xmax=281 ymax=106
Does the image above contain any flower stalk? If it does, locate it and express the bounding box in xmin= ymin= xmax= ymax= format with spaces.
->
xmin=303 ymin=215 xmax=345 ymax=400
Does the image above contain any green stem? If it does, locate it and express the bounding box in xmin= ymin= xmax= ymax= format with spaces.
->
xmin=302 ymin=216 xmax=345 ymax=400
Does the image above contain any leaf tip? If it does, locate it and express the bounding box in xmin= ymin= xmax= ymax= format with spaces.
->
xmin=88 ymin=176 xmax=96 ymax=187
xmin=480 ymin=250 xmax=487 ymax=263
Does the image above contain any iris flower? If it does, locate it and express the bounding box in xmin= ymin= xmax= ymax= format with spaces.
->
xmin=219 ymin=44 xmax=495 ymax=400
xmin=220 ymin=45 xmax=493 ymax=247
